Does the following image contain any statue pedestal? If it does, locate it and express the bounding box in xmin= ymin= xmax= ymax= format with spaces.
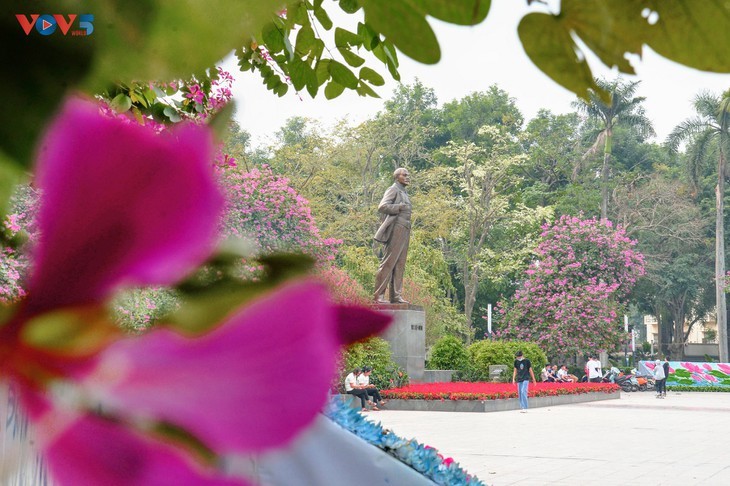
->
xmin=373 ymin=304 xmax=425 ymax=382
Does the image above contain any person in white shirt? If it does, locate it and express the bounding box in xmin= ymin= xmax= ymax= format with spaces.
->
xmin=344 ymin=368 xmax=370 ymax=411
xmin=587 ymin=356 xmax=602 ymax=382
xmin=356 ymin=366 xmax=385 ymax=409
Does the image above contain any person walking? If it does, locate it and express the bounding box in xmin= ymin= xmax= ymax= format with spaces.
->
xmin=512 ymin=350 xmax=536 ymax=412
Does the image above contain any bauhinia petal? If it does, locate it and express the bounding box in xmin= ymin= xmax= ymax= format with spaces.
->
xmin=335 ymin=305 xmax=392 ymax=344
xmin=81 ymin=281 xmax=342 ymax=453
xmin=42 ymin=414 xmax=249 ymax=486
xmin=28 ymin=98 xmax=223 ymax=312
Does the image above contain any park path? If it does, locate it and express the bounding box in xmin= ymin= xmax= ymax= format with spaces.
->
xmin=369 ymin=391 xmax=730 ymax=485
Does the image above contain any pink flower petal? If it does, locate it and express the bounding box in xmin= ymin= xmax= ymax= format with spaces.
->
xmin=335 ymin=305 xmax=392 ymax=344
xmin=43 ymin=414 xmax=248 ymax=486
xmin=82 ymin=281 xmax=342 ymax=453
xmin=28 ymin=98 xmax=223 ymax=312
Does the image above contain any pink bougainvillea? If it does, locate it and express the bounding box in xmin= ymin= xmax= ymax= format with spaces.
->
xmin=494 ymin=215 xmax=645 ymax=358
xmin=220 ymin=165 xmax=340 ymax=262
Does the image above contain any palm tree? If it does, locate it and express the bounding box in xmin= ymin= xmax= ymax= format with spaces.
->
xmin=573 ymin=78 xmax=654 ymax=220
xmin=667 ymin=89 xmax=730 ymax=362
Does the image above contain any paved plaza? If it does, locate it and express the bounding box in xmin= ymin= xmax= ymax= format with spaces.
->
xmin=369 ymin=391 xmax=730 ymax=485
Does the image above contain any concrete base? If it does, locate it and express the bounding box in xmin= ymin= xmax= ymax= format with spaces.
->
xmin=380 ymin=390 xmax=620 ymax=412
xmin=422 ymin=370 xmax=454 ymax=383
xmin=374 ymin=304 xmax=426 ymax=382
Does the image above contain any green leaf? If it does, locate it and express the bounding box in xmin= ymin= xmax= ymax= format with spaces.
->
xmin=169 ymin=253 xmax=314 ymax=334
xmin=110 ymin=93 xmax=133 ymax=113
xmin=518 ymin=0 xmax=730 ymax=101
xmin=339 ymin=48 xmax=366 ymax=67
xmin=709 ymin=369 xmax=730 ymax=379
xmin=0 ymin=10 xmax=93 ymax=169
xmin=673 ymin=369 xmax=691 ymax=378
xmin=517 ymin=12 xmax=601 ymax=101
xmin=262 ymin=21 xmax=286 ymax=53
xmin=356 ymin=81 xmax=380 ymax=98
xmin=335 ymin=27 xmax=361 ymax=47
xmin=21 ymin=307 xmax=122 ymax=359
xmin=296 ymin=25 xmax=317 ymax=56
xmin=413 ymin=0 xmax=491 ymax=25
xmin=324 ymin=80 xmax=346 ymax=99
xmin=163 ymin=106 xmax=182 ymax=123
xmin=359 ymin=66 xmax=385 ymax=86
xmin=85 ymin=0 xmax=283 ymax=89
xmin=288 ymin=58 xmax=310 ymax=91
xmin=357 ymin=22 xmax=380 ymax=50
xmin=0 ymin=154 xmax=24 ymax=217
xmin=315 ymin=59 xmax=332 ymax=84
xmin=339 ymin=0 xmax=361 ymax=14
xmin=329 ymin=60 xmax=359 ymax=88
xmin=361 ymin=0 xmax=440 ymax=64
xmin=207 ymin=102 xmax=235 ymax=141
xmin=645 ymin=0 xmax=730 ymax=72
xmin=314 ymin=5 xmax=333 ymax=30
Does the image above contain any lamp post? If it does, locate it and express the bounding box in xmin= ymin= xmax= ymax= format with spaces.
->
xmin=487 ymin=303 xmax=492 ymax=338
xmin=624 ymin=315 xmax=629 ymax=367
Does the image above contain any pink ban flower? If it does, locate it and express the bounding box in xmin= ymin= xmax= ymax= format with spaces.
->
xmin=1 ymin=99 xmax=390 ymax=485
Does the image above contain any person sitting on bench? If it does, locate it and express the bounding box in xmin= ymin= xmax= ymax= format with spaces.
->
xmin=344 ymin=368 xmax=371 ymax=411
xmin=357 ymin=366 xmax=386 ymax=410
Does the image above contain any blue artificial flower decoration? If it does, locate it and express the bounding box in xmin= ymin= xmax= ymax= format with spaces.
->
xmin=324 ymin=396 xmax=486 ymax=486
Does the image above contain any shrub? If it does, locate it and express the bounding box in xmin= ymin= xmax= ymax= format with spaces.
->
xmin=463 ymin=340 xmax=547 ymax=382
xmin=338 ymin=337 xmax=408 ymax=391
xmin=427 ymin=335 xmax=469 ymax=371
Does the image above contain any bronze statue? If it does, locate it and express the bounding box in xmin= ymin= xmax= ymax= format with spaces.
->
xmin=373 ymin=168 xmax=411 ymax=304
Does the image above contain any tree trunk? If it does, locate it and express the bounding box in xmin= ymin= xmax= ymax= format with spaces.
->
xmin=463 ymin=263 xmax=478 ymax=345
xmin=716 ymin=148 xmax=728 ymax=362
xmin=600 ymin=130 xmax=613 ymax=220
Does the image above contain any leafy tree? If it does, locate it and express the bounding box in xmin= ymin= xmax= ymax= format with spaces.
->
xmin=441 ymin=86 xmax=524 ymax=143
xmin=667 ymin=89 xmax=730 ymax=361
xmin=614 ymin=175 xmax=714 ymax=359
xmin=572 ymin=78 xmax=654 ymax=220
xmin=497 ymin=216 xmax=645 ymax=360
xmin=440 ymin=126 xmax=527 ymax=343
xmin=519 ymin=109 xmax=582 ymax=208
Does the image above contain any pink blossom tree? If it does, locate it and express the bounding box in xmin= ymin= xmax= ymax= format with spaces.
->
xmin=495 ymin=215 xmax=645 ymax=358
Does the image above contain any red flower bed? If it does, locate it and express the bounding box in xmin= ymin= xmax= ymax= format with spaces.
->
xmin=382 ymin=382 xmax=619 ymax=401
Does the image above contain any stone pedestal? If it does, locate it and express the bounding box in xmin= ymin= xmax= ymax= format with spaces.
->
xmin=374 ymin=304 xmax=425 ymax=382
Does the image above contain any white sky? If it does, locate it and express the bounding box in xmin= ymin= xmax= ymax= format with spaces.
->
xmin=221 ymin=0 xmax=730 ymax=147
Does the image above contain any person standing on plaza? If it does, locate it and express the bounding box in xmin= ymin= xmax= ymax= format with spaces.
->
xmin=373 ymin=168 xmax=412 ymax=304
xmin=662 ymin=357 xmax=670 ymax=398
xmin=587 ymin=356 xmax=602 ymax=383
xmin=654 ymin=359 xmax=666 ymax=398
xmin=512 ymin=350 xmax=536 ymax=412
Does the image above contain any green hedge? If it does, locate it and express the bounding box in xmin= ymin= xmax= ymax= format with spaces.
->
xmin=427 ymin=335 xmax=469 ymax=371
xmin=339 ymin=337 xmax=408 ymax=391
xmin=457 ymin=340 xmax=547 ymax=382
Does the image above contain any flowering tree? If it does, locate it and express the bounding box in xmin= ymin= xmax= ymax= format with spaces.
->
xmin=496 ymin=215 xmax=645 ymax=358
xmin=221 ymin=165 xmax=340 ymax=261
